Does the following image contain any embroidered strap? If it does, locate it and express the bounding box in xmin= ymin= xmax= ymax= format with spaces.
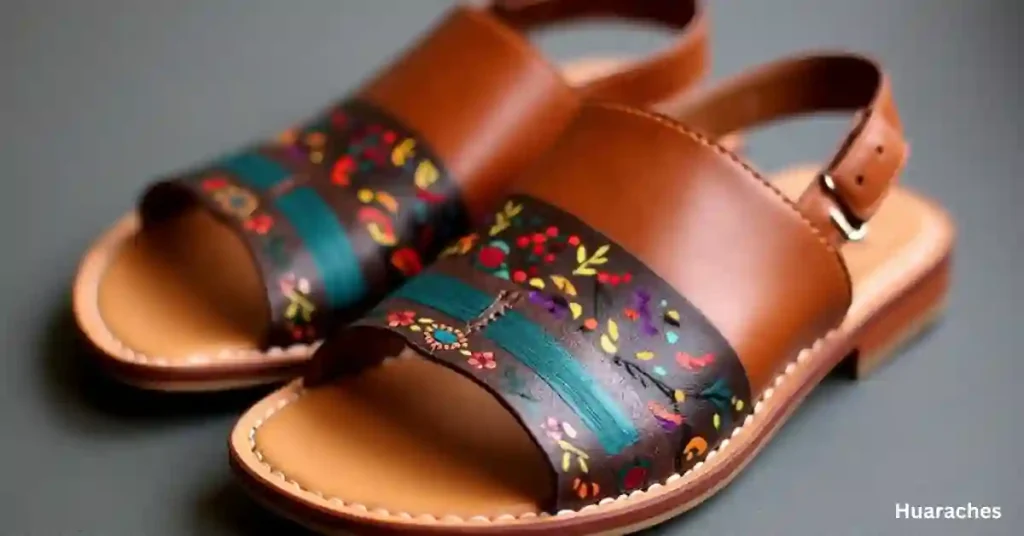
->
xmin=308 ymin=195 xmax=751 ymax=512
xmin=139 ymin=100 xmax=468 ymax=348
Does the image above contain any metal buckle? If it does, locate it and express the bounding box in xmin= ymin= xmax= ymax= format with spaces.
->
xmin=818 ymin=173 xmax=868 ymax=242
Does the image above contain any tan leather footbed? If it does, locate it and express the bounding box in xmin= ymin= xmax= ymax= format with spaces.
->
xmin=81 ymin=59 xmax=630 ymax=368
xmin=237 ymin=170 xmax=953 ymax=522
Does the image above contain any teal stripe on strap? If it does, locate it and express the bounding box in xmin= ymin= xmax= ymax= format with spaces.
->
xmin=392 ymin=273 xmax=640 ymax=455
xmin=220 ymin=152 xmax=367 ymax=308
xmin=220 ymin=152 xmax=285 ymax=190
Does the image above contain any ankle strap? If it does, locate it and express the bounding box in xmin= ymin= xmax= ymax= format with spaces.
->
xmin=670 ymin=53 xmax=907 ymax=246
xmin=488 ymin=0 xmax=708 ymax=108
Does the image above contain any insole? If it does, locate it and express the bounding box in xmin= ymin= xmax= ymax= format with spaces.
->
xmin=247 ymin=169 xmax=947 ymax=518
xmin=91 ymin=59 xmax=631 ymax=362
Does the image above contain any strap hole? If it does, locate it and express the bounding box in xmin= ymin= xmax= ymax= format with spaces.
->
xmin=875 ymin=145 xmax=884 ymax=154
xmin=856 ymin=175 xmax=865 ymax=185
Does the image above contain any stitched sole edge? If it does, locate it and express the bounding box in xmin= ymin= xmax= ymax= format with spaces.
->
xmin=72 ymin=211 xmax=317 ymax=391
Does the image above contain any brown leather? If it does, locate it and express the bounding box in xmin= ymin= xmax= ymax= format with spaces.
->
xmin=511 ymin=105 xmax=851 ymax=396
xmin=665 ymin=54 xmax=908 ymax=246
xmin=490 ymin=0 xmax=708 ymax=107
xmin=359 ymin=1 xmax=708 ymax=221
xmin=82 ymin=0 xmax=711 ymax=380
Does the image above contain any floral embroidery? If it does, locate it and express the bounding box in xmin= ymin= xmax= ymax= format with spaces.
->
xmin=543 ymin=417 xmax=590 ymax=474
xmin=386 ymin=310 xmax=416 ymax=327
xmin=422 ymin=322 xmax=470 ymax=353
xmin=474 ymin=240 xmax=511 ymax=279
xmin=573 ymin=244 xmax=610 ymax=276
xmin=489 ymin=201 xmax=524 ymax=236
xmin=279 ymin=273 xmax=316 ymax=341
xmin=572 ymin=478 xmax=601 ymax=499
xmin=683 ymin=436 xmax=708 ymax=462
xmin=676 ymin=352 xmax=714 ymax=371
xmin=390 ymin=247 xmax=423 ymax=277
xmin=391 ymin=195 xmax=752 ymax=507
xmin=618 ymin=458 xmax=652 ymax=492
xmin=467 ymin=351 xmax=497 ymax=370
xmin=244 ymin=214 xmax=275 ymax=235
xmin=440 ymin=233 xmax=478 ymax=257
xmin=203 ymin=179 xmax=258 ymax=219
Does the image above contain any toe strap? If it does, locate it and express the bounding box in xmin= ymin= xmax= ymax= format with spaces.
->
xmin=307 ymin=195 xmax=753 ymax=512
xmin=139 ymin=100 xmax=468 ymax=349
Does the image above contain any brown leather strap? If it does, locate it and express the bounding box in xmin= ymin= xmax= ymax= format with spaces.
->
xmin=360 ymin=2 xmax=708 ymax=224
xmin=669 ymin=54 xmax=908 ymax=246
xmin=488 ymin=0 xmax=708 ymax=108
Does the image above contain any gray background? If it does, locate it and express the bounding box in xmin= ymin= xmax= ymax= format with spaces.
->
xmin=1 ymin=0 xmax=1020 ymax=534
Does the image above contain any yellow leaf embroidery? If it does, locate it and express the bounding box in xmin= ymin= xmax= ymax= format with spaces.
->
xmin=376 ymin=192 xmax=399 ymax=214
xmin=357 ymin=188 xmax=374 ymax=203
xmin=666 ymin=310 xmax=681 ymax=323
xmin=489 ymin=201 xmax=523 ymax=236
xmin=528 ymin=278 xmax=545 ymax=289
xmin=391 ymin=138 xmax=416 ymax=167
xmin=674 ymin=390 xmax=686 ymax=403
xmin=636 ymin=351 xmax=655 ymax=361
xmin=414 ymin=160 xmax=439 ymax=190
xmin=607 ymin=320 xmax=619 ymax=341
xmin=569 ymin=302 xmax=583 ymax=319
xmin=550 ymin=275 xmax=578 ymax=297
xmin=600 ymin=335 xmax=617 ymax=354
xmin=574 ymin=243 xmax=612 ymax=276
xmin=713 ymin=414 xmax=721 ymax=430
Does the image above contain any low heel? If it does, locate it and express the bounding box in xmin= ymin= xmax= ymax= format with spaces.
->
xmin=844 ymin=254 xmax=952 ymax=379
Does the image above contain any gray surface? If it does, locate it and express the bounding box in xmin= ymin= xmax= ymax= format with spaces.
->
xmin=1 ymin=0 xmax=1021 ymax=534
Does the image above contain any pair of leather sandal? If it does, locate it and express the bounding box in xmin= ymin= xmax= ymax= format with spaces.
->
xmin=73 ymin=1 xmax=954 ymax=534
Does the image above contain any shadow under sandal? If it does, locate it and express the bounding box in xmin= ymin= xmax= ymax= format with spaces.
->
xmin=230 ymin=52 xmax=954 ymax=534
xmin=72 ymin=0 xmax=711 ymax=391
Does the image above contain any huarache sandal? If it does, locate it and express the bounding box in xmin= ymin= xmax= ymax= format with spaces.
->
xmin=73 ymin=0 xmax=712 ymax=391
xmin=229 ymin=53 xmax=954 ymax=534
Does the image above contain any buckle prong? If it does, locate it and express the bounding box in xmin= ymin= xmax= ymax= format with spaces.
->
xmin=818 ymin=173 xmax=868 ymax=242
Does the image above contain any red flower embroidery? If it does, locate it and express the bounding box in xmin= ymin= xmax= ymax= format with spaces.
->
xmin=390 ymin=247 xmax=423 ymax=277
xmin=567 ymin=235 xmax=581 ymax=246
xmin=467 ymin=351 xmax=497 ymax=370
xmin=622 ymin=466 xmax=648 ymax=491
xmin=331 ymin=156 xmax=355 ymax=186
xmin=244 ymin=214 xmax=274 ymax=235
xmin=477 ymin=245 xmax=506 ymax=270
xmin=676 ymin=352 xmax=715 ymax=371
xmin=202 ymin=177 xmax=229 ymax=191
xmin=387 ymin=311 xmax=416 ymax=327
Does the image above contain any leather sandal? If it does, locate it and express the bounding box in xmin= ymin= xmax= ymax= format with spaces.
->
xmin=73 ymin=0 xmax=711 ymax=391
xmin=228 ymin=52 xmax=954 ymax=534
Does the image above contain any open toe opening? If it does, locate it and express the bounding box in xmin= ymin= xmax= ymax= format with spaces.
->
xmin=253 ymin=353 xmax=555 ymax=519
xmin=95 ymin=207 xmax=269 ymax=362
